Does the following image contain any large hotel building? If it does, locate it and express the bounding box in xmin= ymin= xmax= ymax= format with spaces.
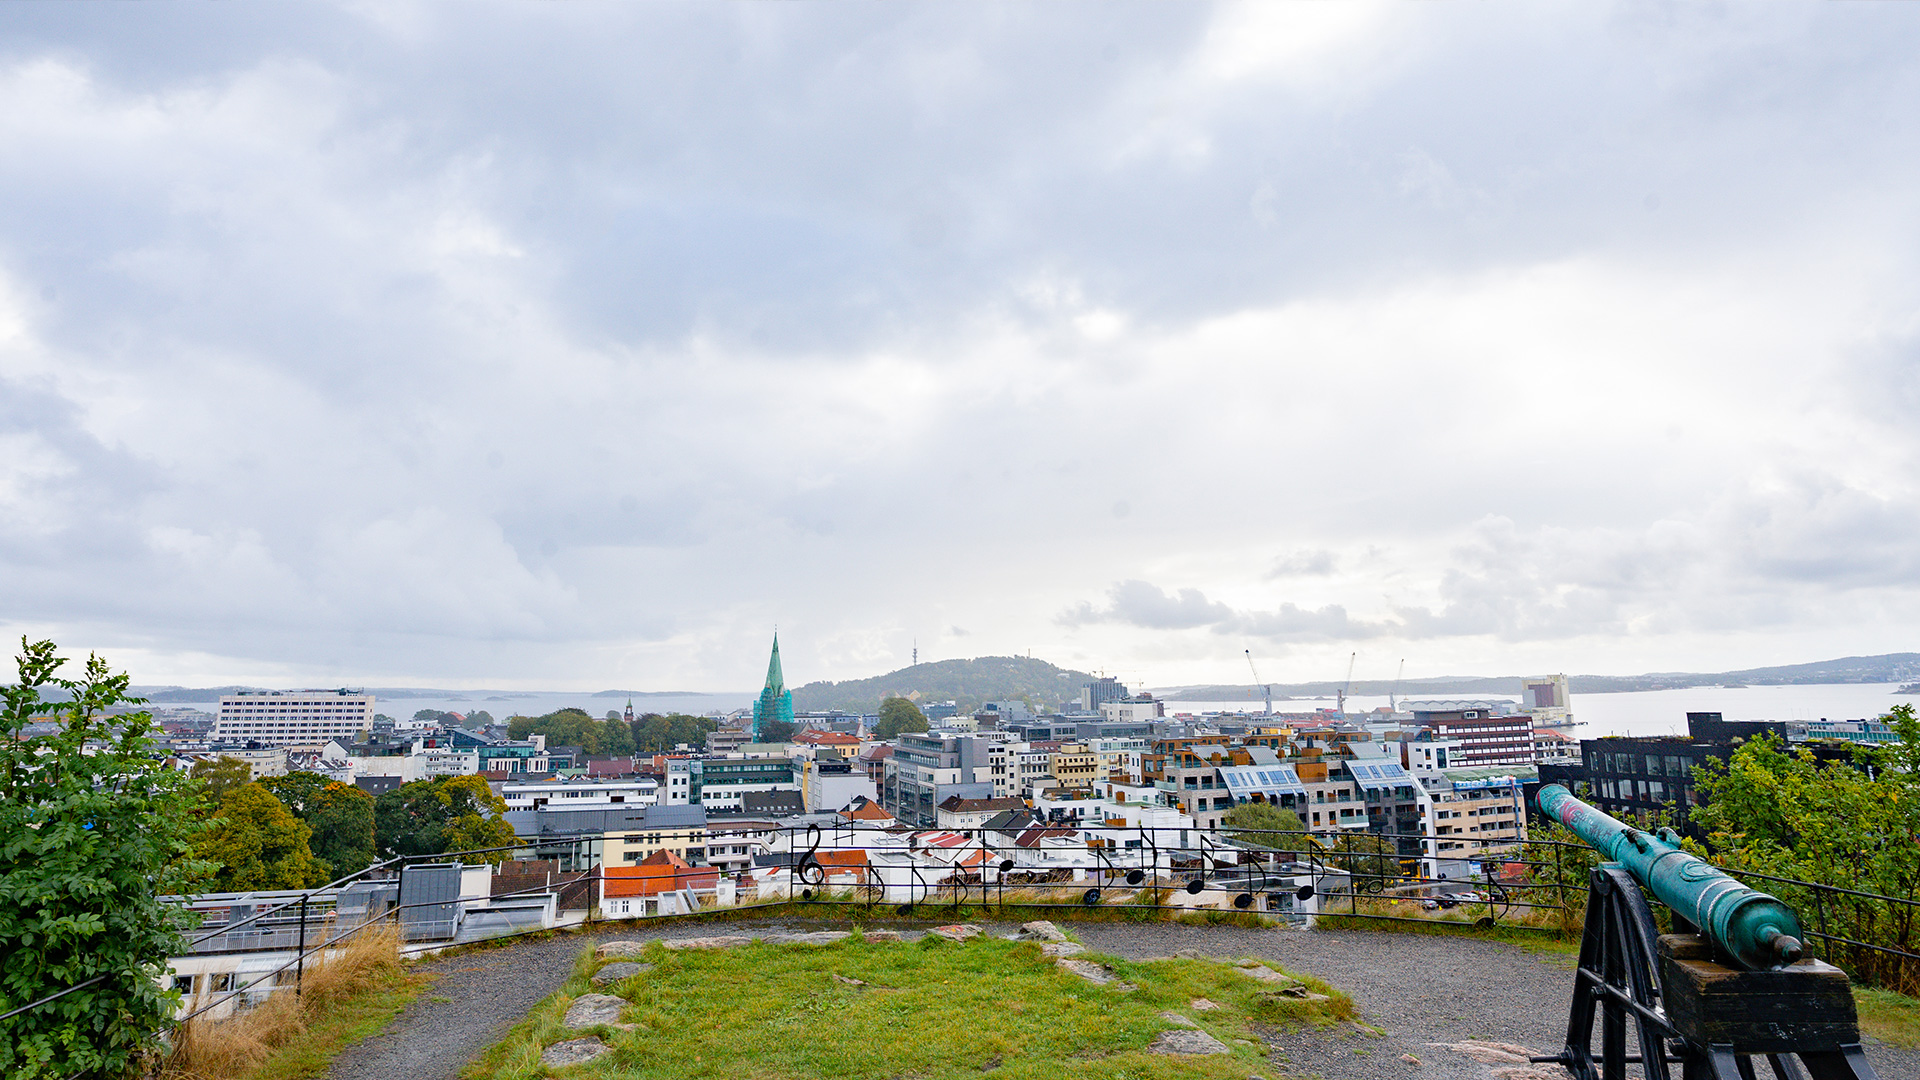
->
xmin=213 ymin=689 xmax=377 ymax=746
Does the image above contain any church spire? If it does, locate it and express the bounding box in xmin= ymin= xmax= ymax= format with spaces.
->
xmin=764 ymin=632 xmax=785 ymax=695
xmin=751 ymin=631 xmax=794 ymax=742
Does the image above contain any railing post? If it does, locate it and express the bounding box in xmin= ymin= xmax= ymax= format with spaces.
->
xmin=295 ymin=893 xmax=309 ymax=998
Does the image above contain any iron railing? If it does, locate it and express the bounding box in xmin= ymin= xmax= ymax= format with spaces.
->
xmin=9 ymin=817 xmax=1920 ymax=1038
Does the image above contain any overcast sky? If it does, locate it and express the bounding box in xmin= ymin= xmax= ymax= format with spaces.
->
xmin=3 ymin=2 xmax=1917 ymax=693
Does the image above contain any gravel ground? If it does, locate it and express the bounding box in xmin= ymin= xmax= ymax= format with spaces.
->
xmin=324 ymin=920 xmax=1920 ymax=1080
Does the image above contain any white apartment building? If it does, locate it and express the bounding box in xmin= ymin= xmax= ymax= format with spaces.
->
xmin=214 ymin=690 xmax=376 ymax=747
xmin=501 ymin=777 xmax=660 ymax=812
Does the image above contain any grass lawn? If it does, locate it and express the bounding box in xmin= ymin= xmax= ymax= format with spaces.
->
xmin=467 ymin=931 xmax=1350 ymax=1080
xmin=1856 ymin=986 xmax=1920 ymax=1050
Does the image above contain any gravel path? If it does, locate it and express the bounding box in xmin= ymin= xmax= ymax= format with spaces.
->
xmin=324 ymin=920 xmax=1920 ymax=1080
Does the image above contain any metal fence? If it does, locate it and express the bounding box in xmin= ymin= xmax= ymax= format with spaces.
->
xmin=9 ymin=818 xmax=1920 ymax=1040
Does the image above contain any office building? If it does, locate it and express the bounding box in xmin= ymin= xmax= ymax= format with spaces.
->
xmin=214 ymin=690 xmax=376 ymax=747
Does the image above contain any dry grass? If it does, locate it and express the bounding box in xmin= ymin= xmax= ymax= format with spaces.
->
xmin=161 ymin=923 xmax=422 ymax=1080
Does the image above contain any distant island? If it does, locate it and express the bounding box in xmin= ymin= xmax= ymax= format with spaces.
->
xmin=112 ymin=651 xmax=1920 ymax=714
xmin=1152 ymin=652 xmax=1920 ymax=701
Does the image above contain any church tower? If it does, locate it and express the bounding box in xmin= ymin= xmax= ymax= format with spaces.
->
xmin=751 ymin=632 xmax=794 ymax=741
xmin=623 ymin=697 xmax=634 ymax=725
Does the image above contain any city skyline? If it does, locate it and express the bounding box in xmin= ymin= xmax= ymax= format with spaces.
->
xmin=3 ymin=4 xmax=1918 ymax=691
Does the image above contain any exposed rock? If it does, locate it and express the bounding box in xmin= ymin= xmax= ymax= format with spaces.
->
xmin=1234 ymin=963 xmax=1302 ymax=988
xmin=1039 ymin=941 xmax=1087 ymax=959
xmin=1174 ymin=948 xmax=1213 ymax=960
xmin=1056 ymin=959 xmax=1135 ymax=991
xmin=1400 ymin=1054 xmax=1422 ymax=1066
xmin=830 ymin=973 xmax=867 ymax=986
xmin=541 ymin=1037 xmax=611 ymax=1066
xmin=1018 ymin=920 xmax=1067 ymax=942
xmin=1256 ymin=988 xmax=1331 ymax=1005
xmin=1191 ymin=998 xmax=1223 ymax=1011
xmin=1431 ymin=1041 xmax=1536 ymax=1065
xmin=761 ymin=931 xmax=851 ymax=945
xmin=1159 ymin=1011 xmax=1200 ymax=1028
xmin=590 ymin=962 xmax=651 ymax=987
xmin=1146 ymin=1029 xmax=1232 ymax=1056
xmin=563 ymin=993 xmax=627 ymax=1029
xmin=594 ymin=940 xmax=650 ymax=959
xmin=662 ymin=935 xmax=753 ymax=950
xmin=861 ymin=930 xmax=904 ymax=942
xmin=930 ymin=923 xmax=984 ymax=941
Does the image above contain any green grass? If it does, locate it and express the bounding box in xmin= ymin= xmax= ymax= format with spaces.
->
xmin=608 ymin=894 xmax=1274 ymax=930
xmin=242 ymin=968 xmax=430 ymax=1080
xmin=1856 ymin=986 xmax=1920 ymax=1050
xmin=466 ymin=931 xmax=1349 ymax=1080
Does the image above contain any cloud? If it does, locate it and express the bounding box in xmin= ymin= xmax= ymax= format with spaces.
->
xmin=1 ymin=6 xmax=1919 ymax=690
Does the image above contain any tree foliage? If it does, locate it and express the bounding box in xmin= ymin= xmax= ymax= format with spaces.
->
xmin=507 ymin=707 xmax=634 ymax=755
xmin=629 ymin=712 xmax=719 ymax=753
xmin=372 ymin=774 xmax=517 ymax=864
xmin=875 ymin=697 xmax=929 ymax=739
xmin=759 ymin=719 xmax=798 ymax=743
xmin=188 ymin=755 xmax=253 ymax=805
xmin=1 ymin=640 xmax=208 ymax=1079
xmin=261 ymin=772 xmax=376 ymax=880
xmin=1219 ymin=801 xmax=1305 ymax=847
xmin=1690 ymin=704 xmax=1920 ymax=993
xmin=194 ymin=783 xmax=330 ymax=891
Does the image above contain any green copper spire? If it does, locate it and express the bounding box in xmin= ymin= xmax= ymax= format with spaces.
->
xmin=752 ymin=632 xmax=794 ymax=741
xmin=764 ymin=633 xmax=785 ymax=695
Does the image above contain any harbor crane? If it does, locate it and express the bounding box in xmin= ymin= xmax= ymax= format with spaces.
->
xmin=1336 ymin=651 xmax=1356 ymax=717
xmin=1245 ymin=650 xmax=1272 ymax=715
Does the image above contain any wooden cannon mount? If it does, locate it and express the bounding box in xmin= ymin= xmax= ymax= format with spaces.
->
xmin=1544 ymin=866 xmax=1878 ymax=1080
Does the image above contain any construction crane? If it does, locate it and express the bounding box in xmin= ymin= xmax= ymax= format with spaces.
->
xmin=1390 ymin=658 xmax=1405 ymax=712
xmin=1245 ymin=650 xmax=1272 ymax=716
xmin=1336 ymin=651 xmax=1356 ymax=717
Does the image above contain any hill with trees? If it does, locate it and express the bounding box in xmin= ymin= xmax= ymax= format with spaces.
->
xmin=790 ymin=656 xmax=1095 ymax=714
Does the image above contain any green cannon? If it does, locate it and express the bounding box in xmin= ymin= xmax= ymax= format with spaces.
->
xmin=1534 ymin=783 xmax=1874 ymax=1080
xmin=1537 ymin=782 xmax=1803 ymax=971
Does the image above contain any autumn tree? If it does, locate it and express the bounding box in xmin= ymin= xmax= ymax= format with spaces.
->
xmin=195 ymin=783 xmax=329 ymax=890
xmin=189 ymin=754 xmax=254 ymax=806
xmin=262 ymin=771 xmax=377 ymax=880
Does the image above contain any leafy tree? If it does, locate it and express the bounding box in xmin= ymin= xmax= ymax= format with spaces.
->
xmin=188 ymin=754 xmax=254 ymax=806
xmin=1 ymin=640 xmax=209 ymax=1079
xmin=760 ymin=719 xmax=798 ymax=743
xmin=373 ymin=774 xmax=517 ymax=865
xmin=195 ymin=783 xmax=329 ymax=890
xmin=464 ymin=709 xmax=494 ymax=728
xmin=875 ymin=697 xmax=928 ymax=739
xmin=1690 ymin=706 xmax=1920 ymax=989
xmin=630 ymin=712 xmax=720 ymax=753
xmin=262 ymin=772 xmax=376 ymax=880
xmin=1324 ymin=831 xmax=1399 ymax=886
xmin=508 ymin=708 xmax=633 ymax=755
xmin=1220 ymin=801 xmax=1305 ymax=847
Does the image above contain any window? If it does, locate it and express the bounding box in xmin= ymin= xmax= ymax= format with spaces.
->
xmin=212 ymin=973 xmax=235 ymax=993
xmin=172 ymin=975 xmax=196 ymax=994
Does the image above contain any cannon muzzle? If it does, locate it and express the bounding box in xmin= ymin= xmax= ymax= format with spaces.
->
xmin=1535 ymin=783 xmax=1805 ymax=971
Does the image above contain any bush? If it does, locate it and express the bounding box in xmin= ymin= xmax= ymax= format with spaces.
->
xmin=0 ymin=640 xmax=209 ymax=1079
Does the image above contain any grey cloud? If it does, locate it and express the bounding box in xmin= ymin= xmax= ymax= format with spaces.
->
xmin=1061 ymin=580 xmax=1232 ymax=630
xmin=1268 ymin=548 xmax=1337 ymax=577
